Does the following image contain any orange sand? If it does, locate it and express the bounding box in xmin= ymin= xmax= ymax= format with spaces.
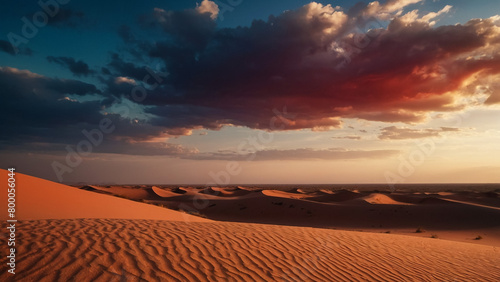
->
xmin=1 ymin=170 xmax=499 ymax=281
xmin=0 ymin=170 xmax=208 ymax=222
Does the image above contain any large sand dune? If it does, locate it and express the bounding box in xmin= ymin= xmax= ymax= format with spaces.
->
xmin=0 ymin=169 xmax=208 ymax=222
xmin=1 ymin=170 xmax=500 ymax=281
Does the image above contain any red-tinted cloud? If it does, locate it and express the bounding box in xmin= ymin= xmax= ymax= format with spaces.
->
xmin=129 ymin=1 xmax=500 ymax=133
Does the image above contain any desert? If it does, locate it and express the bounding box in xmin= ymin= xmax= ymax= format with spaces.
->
xmin=2 ymin=0 xmax=500 ymax=281
xmin=1 ymin=170 xmax=499 ymax=281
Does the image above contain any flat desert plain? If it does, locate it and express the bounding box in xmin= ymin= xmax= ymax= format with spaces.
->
xmin=1 ymin=169 xmax=500 ymax=281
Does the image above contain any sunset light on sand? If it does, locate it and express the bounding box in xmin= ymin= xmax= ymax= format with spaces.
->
xmin=1 ymin=0 xmax=500 ymax=280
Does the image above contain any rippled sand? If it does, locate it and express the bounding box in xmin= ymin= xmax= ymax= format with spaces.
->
xmin=2 ymin=219 xmax=500 ymax=281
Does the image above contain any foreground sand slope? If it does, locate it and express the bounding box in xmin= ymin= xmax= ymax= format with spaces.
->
xmin=0 ymin=169 xmax=209 ymax=222
xmin=1 ymin=219 xmax=499 ymax=281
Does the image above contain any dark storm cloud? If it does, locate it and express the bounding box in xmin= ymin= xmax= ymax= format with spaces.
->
xmin=0 ymin=67 xmax=177 ymax=154
xmin=0 ymin=67 xmax=102 ymax=128
xmin=106 ymin=53 xmax=150 ymax=82
xmin=0 ymin=40 xmax=32 ymax=56
xmin=47 ymin=56 xmax=94 ymax=76
xmin=141 ymin=5 xmax=217 ymax=51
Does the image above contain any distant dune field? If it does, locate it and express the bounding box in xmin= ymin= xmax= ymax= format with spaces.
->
xmin=1 ymin=170 xmax=500 ymax=281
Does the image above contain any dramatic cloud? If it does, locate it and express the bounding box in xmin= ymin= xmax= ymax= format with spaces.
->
xmin=47 ymin=56 xmax=94 ymax=76
xmin=108 ymin=0 xmax=500 ymax=134
xmin=0 ymin=67 xmax=178 ymax=154
xmin=379 ymin=126 xmax=461 ymax=140
xmin=103 ymin=53 xmax=161 ymax=84
xmin=0 ymin=67 xmax=100 ymax=131
xmin=2 ymin=1 xmax=500 ymax=158
xmin=0 ymin=66 xmax=396 ymax=160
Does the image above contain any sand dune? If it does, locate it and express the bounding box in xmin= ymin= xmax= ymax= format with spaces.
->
xmin=81 ymin=185 xmax=166 ymax=201
xmin=319 ymin=189 xmax=336 ymax=194
xmin=210 ymin=187 xmax=254 ymax=197
xmin=262 ymin=189 xmax=312 ymax=199
xmin=305 ymin=189 xmax=365 ymax=202
xmin=2 ymin=219 xmax=500 ymax=281
xmin=78 ymin=185 xmax=99 ymax=191
xmin=237 ymin=186 xmax=263 ymax=192
xmin=0 ymin=169 xmax=209 ymax=222
xmin=284 ymin=188 xmax=303 ymax=194
xmin=151 ymin=186 xmax=186 ymax=198
xmin=362 ymin=193 xmax=412 ymax=205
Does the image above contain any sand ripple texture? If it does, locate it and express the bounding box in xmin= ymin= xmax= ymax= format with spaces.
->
xmin=1 ymin=219 xmax=500 ymax=281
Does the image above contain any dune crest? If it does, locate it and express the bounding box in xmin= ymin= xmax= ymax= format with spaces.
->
xmin=363 ymin=193 xmax=412 ymax=205
xmin=151 ymin=186 xmax=185 ymax=198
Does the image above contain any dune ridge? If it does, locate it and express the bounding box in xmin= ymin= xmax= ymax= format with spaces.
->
xmin=151 ymin=186 xmax=186 ymax=198
xmin=362 ymin=193 xmax=412 ymax=205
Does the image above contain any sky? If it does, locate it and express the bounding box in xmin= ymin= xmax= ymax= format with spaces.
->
xmin=1 ymin=0 xmax=500 ymax=185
